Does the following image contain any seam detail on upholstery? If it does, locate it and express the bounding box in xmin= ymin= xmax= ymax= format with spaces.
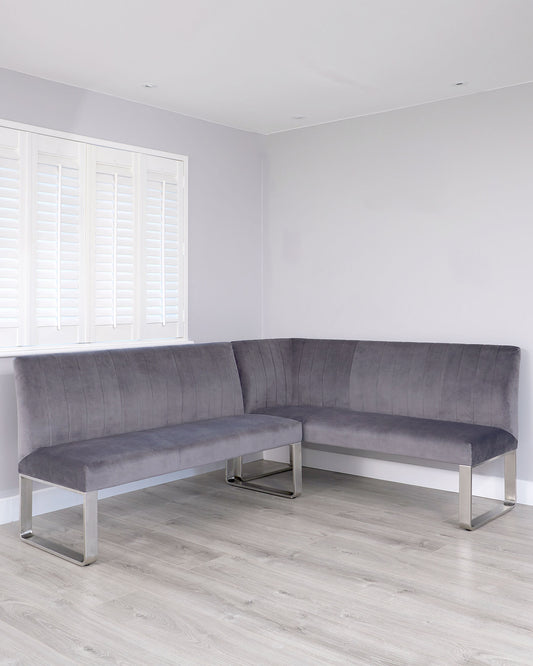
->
xmin=108 ymin=353 xmax=125 ymax=433
xmin=58 ymin=355 xmax=72 ymax=443
xmin=470 ymin=346 xmax=482 ymax=426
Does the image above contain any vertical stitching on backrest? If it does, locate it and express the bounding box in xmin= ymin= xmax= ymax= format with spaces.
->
xmin=228 ymin=345 xmax=244 ymax=414
xmin=405 ymin=344 xmax=415 ymax=417
xmin=357 ymin=341 xmax=367 ymax=412
xmin=295 ymin=339 xmax=304 ymax=405
xmin=108 ymin=353 xmax=124 ymax=432
xmin=309 ymin=342 xmax=319 ymax=405
xmin=267 ymin=340 xmax=280 ymax=407
xmin=454 ymin=346 xmax=466 ymax=423
xmin=258 ymin=342 xmax=268 ymax=408
xmin=218 ymin=346 xmax=225 ymax=416
xmin=374 ymin=344 xmax=385 ymax=414
xmin=348 ymin=340 xmax=359 ymax=410
xmin=435 ymin=346 xmax=447 ymax=421
xmin=390 ymin=344 xmax=401 ymax=416
xmin=39 ymin=357 xmax=53 ymax=448
xmin=305 ymin=341 xmax=316 ymax=406
xmin=321 ymin=343 xmax=331 ymax=407
xmin=58 ymin=355 xmax=71 ymax=443
xmin=277 ymin=340 xmax=286 ymax=406
xmin=490 ymin=347 xmax=500 ymax=430
xmin=419 ymin=343 xmax=430 ymax=419
xmin=75 ymin=355 xmax=88 ymax=439
xmin=164 ymin=347 xmax=171 ymax=426
xmin=284 ymin=340 xmax=290 ymax=406
xmin=144 ymin=349 xmax=157 ymax=429
xmin=124 ymin=350 xmax=139 ymax=430
xmin=191 ymin=348 xmax=199 ymax=420
xmin=289 ymin=338 xmax=295 ymax=404
xmin=170 ymin=349 xmax=183 ymax=424
xmin=205 ymin=345 xmax=214 ymax=417
xmin=470 ymin=346 xmax=482 ymax=425
xmin=94 ymin=353 xmax=106 ymax=436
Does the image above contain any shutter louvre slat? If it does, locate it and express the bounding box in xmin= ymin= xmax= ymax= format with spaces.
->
xmin=0 ymin=147 xmax=21 ymax=332
xmin=94 ymin=154 xmax=135 ymax=329
xmin=35 ymin=156 xmax=81 ymax=334
xmin=144 ymin=174 xmax=181 ymax=326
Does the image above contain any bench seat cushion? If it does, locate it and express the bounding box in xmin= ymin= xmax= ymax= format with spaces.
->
xmin=254 ymin=406 xmax=516 ymax=467
xmin=18 ymin=414 xmax=302 ymax=492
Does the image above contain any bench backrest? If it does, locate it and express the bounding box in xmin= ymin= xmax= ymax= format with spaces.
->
xmin=232 ymin=338 xmax=520 ymax=438
xmin=14 ymin=343 xmax=244 ymax=460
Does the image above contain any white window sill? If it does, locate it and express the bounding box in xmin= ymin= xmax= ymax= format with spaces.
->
xmin=0 ymin=338 xmax=194 ymax=358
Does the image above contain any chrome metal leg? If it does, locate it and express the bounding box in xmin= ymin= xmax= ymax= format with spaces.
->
xmin=20 ymin=474 xmax=33 ymax=539
xmin=19 ymin=475 xmax=98 ymax=566
xmin=458 ymin=450 xmax=516 ymax=530
xmin=504 ymin=449 xmax=517 ymax=506
xmin=290 ymin=441 xmax=303 ymax=498
xmin=225 ymin=443 xmax=302 ymax=498
xmin=226 ymin=456 xmax=243 ymax=481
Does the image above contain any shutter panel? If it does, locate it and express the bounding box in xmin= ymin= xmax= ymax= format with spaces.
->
xmin=0 ymin=128 xmax=24 ymax=347
xmin=92 ymin=147 xmax=136 ymax=341
xmin=32 ymin=136 xmax=83 ymax=346
xmin=0 ymin=120 xmax=187 ymax=352
xmin=141 ymin=155 xmax=184 ymax=339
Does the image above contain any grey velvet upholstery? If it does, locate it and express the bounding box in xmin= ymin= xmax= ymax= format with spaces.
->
xmin=254 ymin=406 xmax=516 ymax=467
xmin=232 ymin=338 xmax=520 ymax=466
xmin=231 ymin=338 xmax=293 ymax=413
xmin=15 ymin=343 xmax=305 ymax=494
xmin=346 ymin=340 xmax=519 ymax=438
xmin=18 ymin=414 xmax=302 ymax=492
xmin=14 ymin=337 xmax=520 ymax=500
xmin=15 ymin=343 xmax=245 ymax=460
xmin=292 ymin=338 xmax=358 ymax=409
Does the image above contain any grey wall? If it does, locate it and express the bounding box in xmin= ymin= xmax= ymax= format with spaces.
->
xmin=263 ymin=83 xmax=533 ymax=485
xmin=0 ymin=68 xmax=263 ymax=494
xmin=3 ymin=68 xmax=533 ymax=500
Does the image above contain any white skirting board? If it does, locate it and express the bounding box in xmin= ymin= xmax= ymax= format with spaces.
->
xmin=2 ymin=449 xmax=532 ymax=525
xmin=0 ymin=461 xmax=228 ymax=526
xmin=265 ymin=446 xmax=533 ymax=506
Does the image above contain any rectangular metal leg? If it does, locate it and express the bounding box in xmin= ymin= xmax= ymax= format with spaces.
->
xmin=458 ymin=465 xmax=473 ymax=529
xmin=226 ymin=456 xmax=243 ymax=481
xmin=83 ymin=491 xmax=98 ymax=564
xmin=290 ymin=441 xmax=303 ymax=497
xmin=225 ymin=443 xmax=302 ymax=498
xmin=458 ymin=450 xmax=516 ymax=530
xmin=20 ymin=474 xmax=33 ymax=538
xmin=504 ymin=449 xmax=517 ymax=506
xmin=19 ymin=475 xmax=98 ymax=566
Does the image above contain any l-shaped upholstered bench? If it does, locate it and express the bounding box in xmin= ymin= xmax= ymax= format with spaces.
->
xmin=14 ymin=337 xmax=520 ymax=565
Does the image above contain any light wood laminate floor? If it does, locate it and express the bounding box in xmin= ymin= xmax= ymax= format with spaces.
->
xmin=1 ymin=465 xmax=532 ymax=665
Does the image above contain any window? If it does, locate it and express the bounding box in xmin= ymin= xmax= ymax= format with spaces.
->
xmin=0 ymin=121 xmax=187 ymax=353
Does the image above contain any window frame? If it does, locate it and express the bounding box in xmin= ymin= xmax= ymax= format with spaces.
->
xmin=0 ymin=118 xmax=189 ymax=357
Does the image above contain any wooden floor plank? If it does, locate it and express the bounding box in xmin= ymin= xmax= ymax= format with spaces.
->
xmin=1 ymin=467 xmax=532 ymax=664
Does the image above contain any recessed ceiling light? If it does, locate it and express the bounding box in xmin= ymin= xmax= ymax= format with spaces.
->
xmin=142 ymin=82 xmax=156 ymax=89
xmin=454 ymin=82 xmax=466 ymax=86
xmin=292 ymin=115 xmax=305 ymax=120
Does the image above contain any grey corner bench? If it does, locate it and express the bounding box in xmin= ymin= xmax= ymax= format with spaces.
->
xmin=14 ymin=337 xmax=520 ymax=566
xmin=231 ymin=338 xmax=520 ymax=532
xmin=14 ymin=343 xmax=303 ymax=565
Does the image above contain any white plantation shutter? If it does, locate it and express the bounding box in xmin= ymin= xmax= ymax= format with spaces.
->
xmin=0 ymin=120 xmax=187 ymax=352
xmin=33 ymin=136 xmax=83 ymax=345
xmin=0 ymin=156 xmax=21 ymax=330
xmin=0 ymin=127 xmax=26 ymax=347
xmin=142 ymin=156 xmax=184 ymax=339
xmin=91 ymin=147 xmax=136 ymax=341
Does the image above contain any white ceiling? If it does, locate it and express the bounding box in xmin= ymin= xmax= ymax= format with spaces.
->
xmin=1 ymin=0 xmax=533 ymax=134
